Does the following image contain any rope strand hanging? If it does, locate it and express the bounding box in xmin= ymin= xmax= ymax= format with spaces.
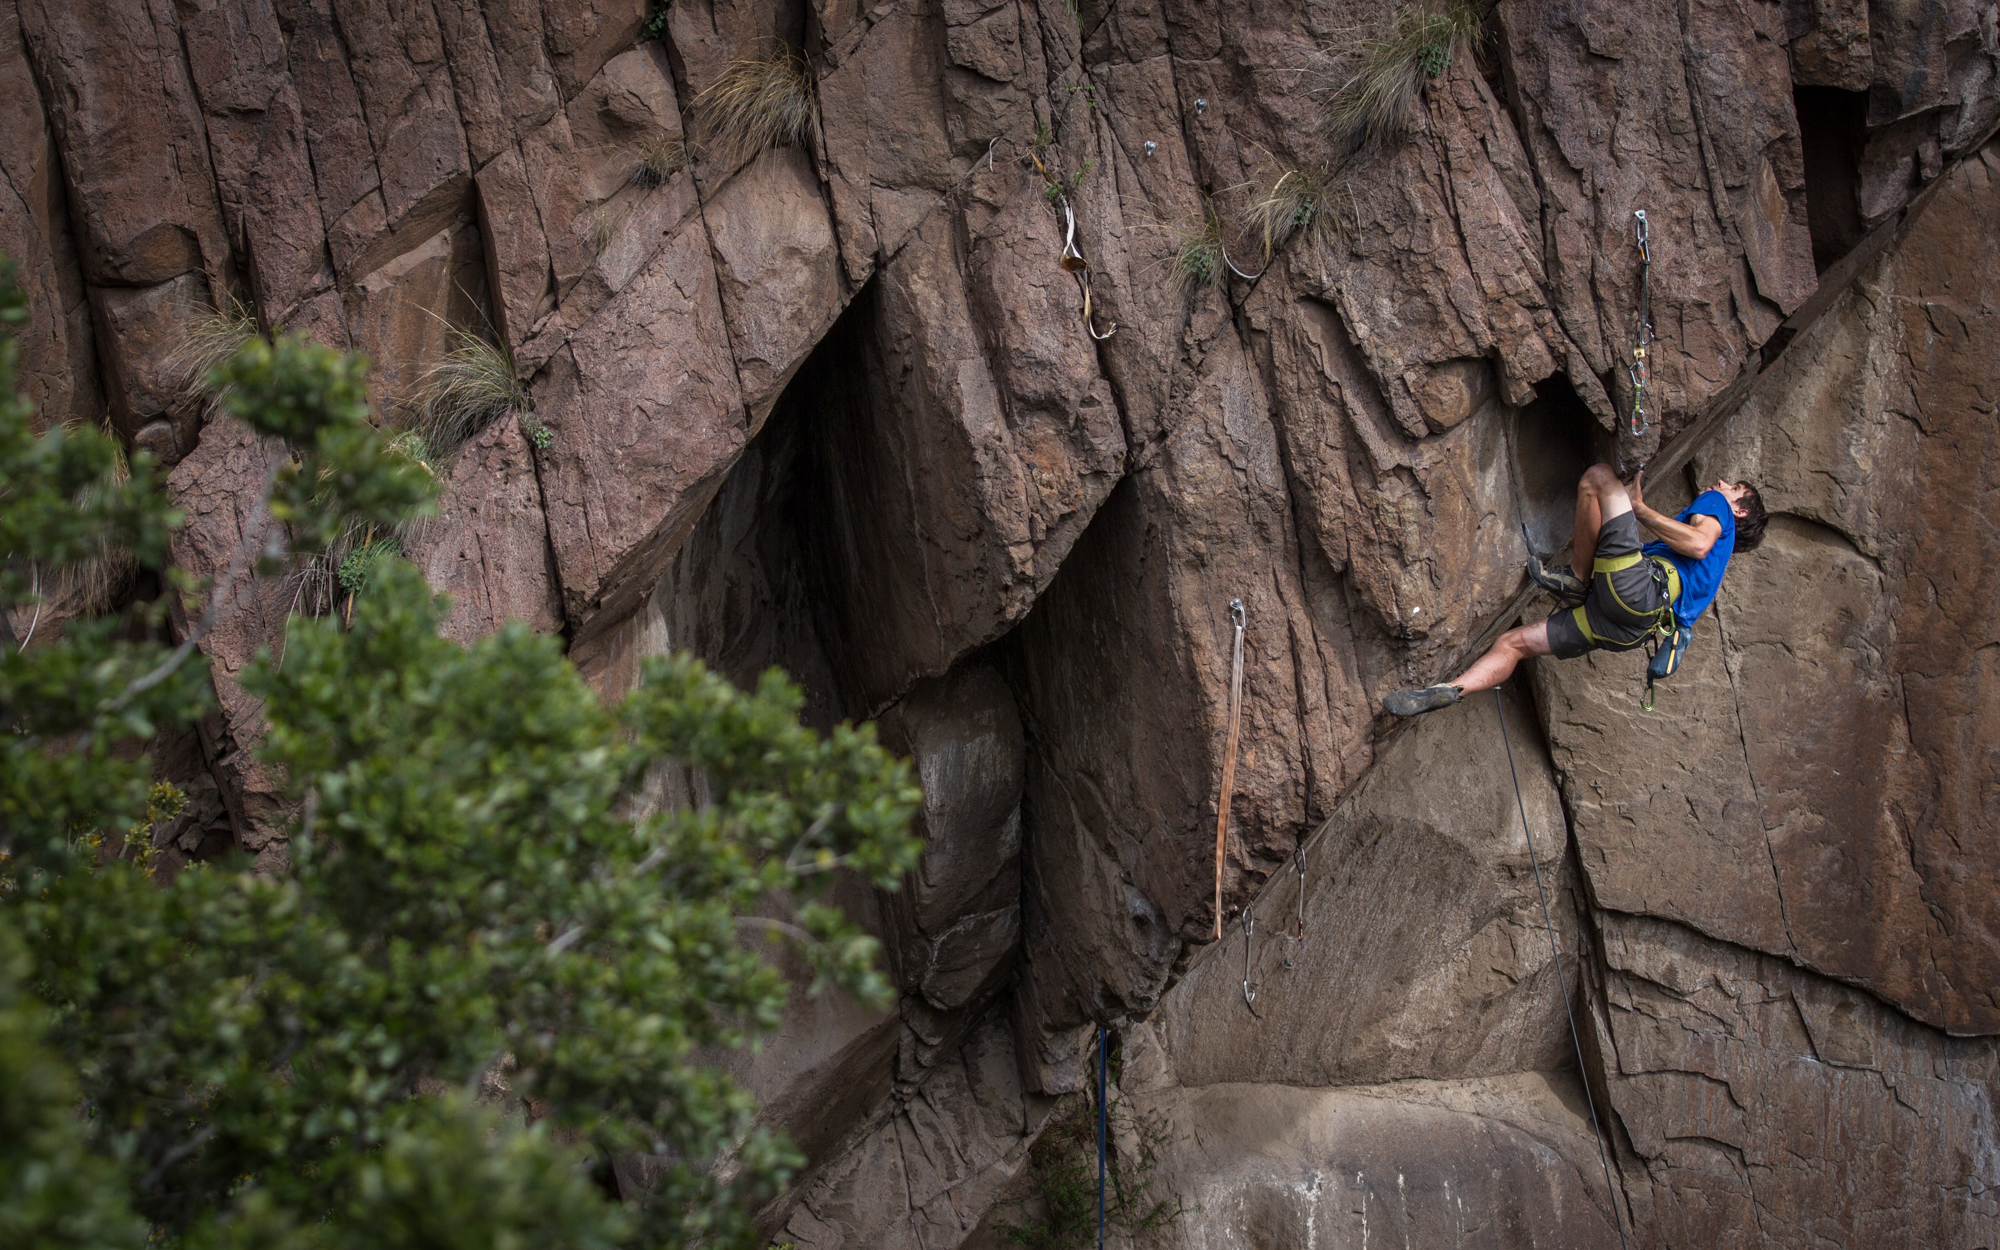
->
xmin=1494 ymin=687 xmax=1632 ymax=1250
xmin=1214 ymin=597 xmax=1247 ymax=940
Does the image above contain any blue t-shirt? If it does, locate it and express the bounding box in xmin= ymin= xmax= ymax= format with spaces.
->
xmin=1644 ymin=491 xmax=1736 ymax=628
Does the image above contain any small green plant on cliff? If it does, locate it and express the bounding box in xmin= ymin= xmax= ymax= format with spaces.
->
xmin=641 ymin=0 xmax=668 ymax=42
xmin=0 ymin=254 xmax=924 ymax=1249
xmin=996 ymin=1093 xmax=1190 ymax=1250
xmin=410 ymin=327 xmax=526 ymax=460
xmin=694 ymin=44 xmax=819 ymax=166
xmin=1319 ymin=1 xmax=1483 ymax=151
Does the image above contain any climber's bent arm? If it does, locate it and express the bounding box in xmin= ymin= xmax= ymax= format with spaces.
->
xmin=1630 ymin=470 xmax=1722 ymax=559
xmin=1634 ymin=505 xmax=1721 ymax=559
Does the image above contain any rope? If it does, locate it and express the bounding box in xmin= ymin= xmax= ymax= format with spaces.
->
xmin=1494 ymin=688 xmax=1631 ymax=1250
xmin=1214 ymin=598 xmax=1247 ymax=939
xmin=1096 ymin=1025 xmax=1107 ymax=1250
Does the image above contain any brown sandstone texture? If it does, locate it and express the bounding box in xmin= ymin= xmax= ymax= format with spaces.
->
xmin=6 ymin=0 xmax=2000 ymax=1244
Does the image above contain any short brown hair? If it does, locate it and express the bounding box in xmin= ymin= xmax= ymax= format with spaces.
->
xmin=1734 ymin=482 xmax=1768 ymax=551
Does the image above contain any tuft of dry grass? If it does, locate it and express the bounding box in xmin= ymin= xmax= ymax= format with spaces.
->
xmin=1244 ymin=162 xmax=1350 ymax=268
xmin=693 ymin=45 xmax=818 ymax=167
xmin=410 ymin=330 xmax=527 ymax=462
xmin=1319 ymin=2 xmax=1483 ymax=152
xmin=1165 ymin=204 xmax=1225 ymax=294
xmin=589 ymin=204 xmax=621 ymax=254
xmin=631 ymin=132 xmax=691 ymax=188
xmin=165 ymin=295 xmax=258 ymax=415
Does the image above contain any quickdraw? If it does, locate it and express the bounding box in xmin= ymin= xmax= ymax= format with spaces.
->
xmin=1241 ymin=904 xmax=1257 ymax=1009
xmin=1628 ymin=209 xmax=1653 ymax=438
xmin=1292 ymin=842 xmax=1306 ymax=938
xmin=1280 ymin=842 xmax=1306 ymax=970
xmin=1033 ymin=149 xmax=1118 ymax=341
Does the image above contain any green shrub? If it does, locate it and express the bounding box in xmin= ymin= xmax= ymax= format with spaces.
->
xmin=1320 ymin=1 xmax=1483 ymax=151
xmin=694 ymin=46 xmax=818 ymax=166
xmin=0 ymin=254 xmax=924 ymax=1250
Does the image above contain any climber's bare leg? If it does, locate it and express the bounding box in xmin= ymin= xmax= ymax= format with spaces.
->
xmin=1571 ymin=464 xmax=1633 ymax=581
xmin=1446 ymin=620 xmax=1555 ymax=695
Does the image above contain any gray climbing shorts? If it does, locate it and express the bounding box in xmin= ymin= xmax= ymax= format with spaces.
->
xmin=1546 ymin=512 xmax=1676 ymax=659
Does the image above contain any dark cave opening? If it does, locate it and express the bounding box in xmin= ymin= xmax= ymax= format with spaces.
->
xmin=1795 ymin=85 xmax=1870 ymax=272
xmin=656 ymin=282 xmax=884 ymax=729
xmin=1511 ymin=372 xmax=1611 ymax=556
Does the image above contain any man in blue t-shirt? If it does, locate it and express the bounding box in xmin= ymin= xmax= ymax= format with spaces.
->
xmin=1383 ymin=464 xmax=1768 ymax=716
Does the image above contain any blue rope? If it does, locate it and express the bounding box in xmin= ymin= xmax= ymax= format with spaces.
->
xmin=1494 ymin=687 xmax=1631 ymax=1250
xmin=1096 ymin=1026 xmax=1107 ymax=1250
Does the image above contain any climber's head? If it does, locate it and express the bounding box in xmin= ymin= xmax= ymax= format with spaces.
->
xmin=1713 ymin=479 xmax=1768 ymax=551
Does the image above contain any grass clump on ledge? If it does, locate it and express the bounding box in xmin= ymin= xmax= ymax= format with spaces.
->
xmin=1320 ymin=1 xmax=1483 ymax=152
xmin=410 ymin=328 xmax=527 ymax=461
xmin=1165 ymin=203 xmax=1225 ymax=295
xmin=693 ymin=44 xmax=818 ymax=166
xmin=1246 ymin=161 xmax=1350 ymax=272
xmin=631 ymin=132 xmax=691 ymax=187
xmin=165 ymin=294 xmax=258 ymax=413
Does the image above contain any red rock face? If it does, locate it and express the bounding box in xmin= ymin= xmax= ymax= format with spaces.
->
xmin=5 ymin=0 xmax=1999 ymax=1242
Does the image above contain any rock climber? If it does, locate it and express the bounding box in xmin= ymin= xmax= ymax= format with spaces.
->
xmin=1383 ymin=464 xmax=1768 ymax=716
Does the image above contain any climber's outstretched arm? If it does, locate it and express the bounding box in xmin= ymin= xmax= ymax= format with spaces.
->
xmin=1447 ymin=619 xmax=1555 ymax=695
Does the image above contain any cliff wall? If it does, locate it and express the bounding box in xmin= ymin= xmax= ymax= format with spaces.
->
xmin=4 ymin=0 xmax=1998 ymax=1244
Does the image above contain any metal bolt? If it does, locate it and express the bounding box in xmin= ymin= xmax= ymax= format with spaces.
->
xmin=1194 ymin=97 xmax=1208 ymax=115
xmin=1144 ymin=140 xmax=1157 ymax=157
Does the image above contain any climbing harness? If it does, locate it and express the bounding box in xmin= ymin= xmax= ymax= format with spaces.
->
xmin=1095 ymin=1025 xmax=1108 ymax=1250
xmin=1628 ymin=210 xmax=1653 ymax=438
xmin=1214 ymin=598 xmax=1247 ymax=940
xmin=1032 ymin=150 xmax=1117 ymax=341
xmin=1561 ymin=548 xmax=1684 ymax=712
xmin=1494 ymin=688 xmax=1632 ymax=1250
xmin=1241 ymin=905 xmax=1257 ymax=1009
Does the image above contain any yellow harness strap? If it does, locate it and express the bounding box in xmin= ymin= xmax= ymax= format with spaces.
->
xmin=1570 ymin=555 xmax=1681 ymax=647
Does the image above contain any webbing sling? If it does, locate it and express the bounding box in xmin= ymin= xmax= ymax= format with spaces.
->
xmin=1214 ymin=599 xmax=1246 ymax=939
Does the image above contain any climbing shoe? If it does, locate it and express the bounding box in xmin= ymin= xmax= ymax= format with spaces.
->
xmin=1526 ymin=554 xmax=1589 ymax=607
xmin=1383 ymin=684 xmax=1463 ymax=717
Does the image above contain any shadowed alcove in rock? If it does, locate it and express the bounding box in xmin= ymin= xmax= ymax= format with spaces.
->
xmin=1509 ymin=372 xmax=1614 ymax=557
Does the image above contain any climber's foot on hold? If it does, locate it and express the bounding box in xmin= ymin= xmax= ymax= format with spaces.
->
xmin=1526 ymin=554 xmax=1588 ymax=606
xmin=1383 ymin=684 xmax=1463 ymax=717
